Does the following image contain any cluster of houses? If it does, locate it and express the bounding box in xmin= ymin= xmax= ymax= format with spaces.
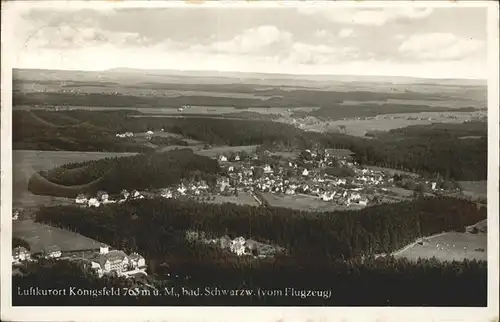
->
xmin=213 ymin=147 xmax=455 ymax=207
xmin=74 ymin=181 xmax=213 ymax=207
xmin=12 ymin=246 xmax=32 ymax=263
xmin=12 ymin=244 xmax=62 ymax=264
xmin=115 ymin=132 xmax=134 ymax=138
xmin=215 ymin=149 xmax=382 ymax=207
xmin=186 ymin=230 xmax=285 ymax=258
xmin=70 ymin=147 xmax=447 ymax=209
xmin=12 ymin=243 xmax=147 ymax=279
xmin=75 ymin=189 xmax=145 ymax=207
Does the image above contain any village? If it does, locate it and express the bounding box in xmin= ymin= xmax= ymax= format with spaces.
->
xmin=11 ymin=144 xmax=454 ymax=281
xmin=12 ymin=242 xmax=148 ymax=279
xmin=70 ymin=145 xmax=447 ymax=210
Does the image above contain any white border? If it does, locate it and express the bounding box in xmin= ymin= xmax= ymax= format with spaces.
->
xmin=1 ymin=1 xmax=499 ymax=322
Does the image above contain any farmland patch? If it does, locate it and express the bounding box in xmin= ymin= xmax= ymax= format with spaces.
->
xmin=13 ymin=219 xmax=102 ymax=254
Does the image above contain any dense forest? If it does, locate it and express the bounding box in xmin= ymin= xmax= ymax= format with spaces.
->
xmin=12 ymin=110 xmax=152 ymax=152
xmin=14 ymin=110 xmax=487 ymax=180
xmin=29 ymin=149 xmax=221 ymax=198
xmin=12 ymin=250 xmax=487 ymax=306
xmin=35 ymin=197 xmax=486 ymax=260
xmin=24 ymin=196 xmax=487 ymax=306
xmin=346 ymin=122 xmax=488 ymax=181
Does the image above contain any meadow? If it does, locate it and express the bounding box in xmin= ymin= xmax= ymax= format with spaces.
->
xmin=191 ymin=192 xmax=260 ymax=207
xmin=13 ymin=150 xmax=136 ymax=208
xmin=13 ymin=219 xmax=102 ymax=254
xmin=305 ymin=111 xmax=485 ymax=137
xmin=260 ymin=192 xmax=364 ymax=212
xmin=394 ymin=231 xmax=487 ymax=262
xmin=457 ymin=180 xmax=488 ymax=200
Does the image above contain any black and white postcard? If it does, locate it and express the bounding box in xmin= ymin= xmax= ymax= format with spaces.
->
xmin=1 ymin=1 xmax=499 ymax=321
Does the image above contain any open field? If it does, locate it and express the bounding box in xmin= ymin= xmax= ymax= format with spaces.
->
xmin=458 ymin=180 xmax=487 ymax=200
xmin=365 ymin=166 xmax=420 ymax=178
xmin=192 ymin=192 xmax=260 ymax=207
xmin=394 ymin=231 xmax=487 ymax=262
xmin=289 ymin=111 xmax=486 ymax=136
xmin=156 ymin=144 xmax=259 ymax=158
xmin=13 ymin=150 xmax=136 ymax=208
xmin=193 ymin=145 xmax=259 ymax=158
xmin=13 ymin=219 xmax=102 ymax=254
xmin=261 ymin=192 xmax=365 ymax=212
xmin=386 ymin=186 xmax=416 ymax=198
xmin=341 ymin=98 xmax=486 ymax=109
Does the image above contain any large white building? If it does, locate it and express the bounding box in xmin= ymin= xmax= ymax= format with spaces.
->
xmin=89 ymin=245 xmax=147 ymax=278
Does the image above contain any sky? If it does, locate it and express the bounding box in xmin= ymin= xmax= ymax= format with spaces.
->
xmin=9 ymin=4 xmax=489 ymax=79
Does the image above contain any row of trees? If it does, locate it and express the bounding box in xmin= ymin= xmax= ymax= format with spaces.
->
xmin=35 ymin=196 xmax=486 ymax=260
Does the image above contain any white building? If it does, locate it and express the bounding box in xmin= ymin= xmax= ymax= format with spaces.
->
xmin=12 ymin=246 xmax=31 ymax=263
xmin=177 ymin=185 xmax=187 ymax=195
xmin=234 ymin=155 xmax=240 ymax=161
xmin=41 ymin=245 xmax=62 ymax=259
xmin=302 ymin=169 xmax=309 ymax=176
xmin=350 ymin=193 xmax=361 ymax=201
xmin=230 ymin=237 xmax=247 ymax=256
xmin=131 ymin=190 xmax=144 ymax=199
xmin=219 ymin=155 xmax=228 ymax=162
xmin=161 ymin=189 xmax=173 ymax=199
xmin=121 ymin=189 xmax=130 ymax=200
xmin=358 ymin=199 xmax=368 ymax=206
xmin=431 ymin=182 xmax=437 ymax=190
xmin=90 ymin=248 xmax=124 ymax=278
xmin=88 ymin=198 xmax=101 ymax=208
xmin=263 ymin=165 xmax=272 ymax=173
xmin=75 ymin=194 xmax=88 ymax=204
xmin=97 ymin=191 xmax=109 ymax=202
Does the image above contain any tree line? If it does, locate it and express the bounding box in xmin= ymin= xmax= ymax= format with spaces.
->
xmin=35 ymin=196 xmax=486 ymax=260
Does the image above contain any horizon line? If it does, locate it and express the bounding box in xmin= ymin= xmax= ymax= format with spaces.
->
xmin=12 ymin=67 xmax=488 ymax=82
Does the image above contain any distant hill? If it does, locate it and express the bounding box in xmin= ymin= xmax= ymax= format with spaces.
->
xmin=13 ymin=68 xmax=487 ymax=87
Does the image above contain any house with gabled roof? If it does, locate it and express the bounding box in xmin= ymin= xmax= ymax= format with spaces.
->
xmin=75 ymin=193 xmax=88 ymax=204
xmin=88 ymin=198 xmax=101 ymax=208
xmin=41 ymin=245 xmax=62 ymax=259
xmin=12 ymin=246 xmax=31 ymax=263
